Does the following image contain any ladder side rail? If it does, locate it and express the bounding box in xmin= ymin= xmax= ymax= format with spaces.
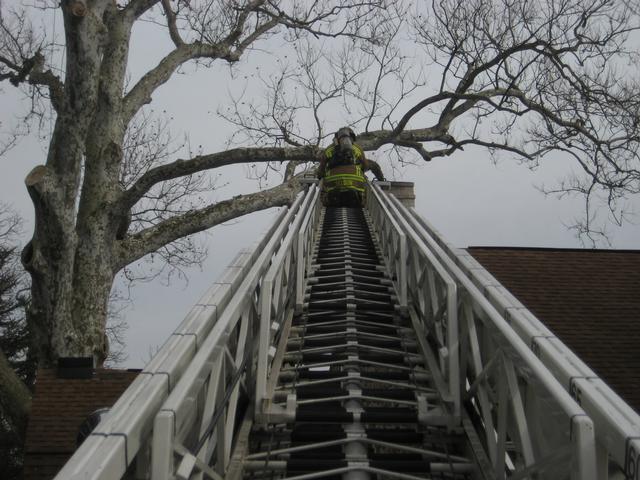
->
xmin=296 ymin=181 xmax=322 ymax=312
xmin=55 ymin=201 xmax=298 ymax=480
xmin=403 ymin=200 xmax=640 ymax=478
xmin=150 ymin=188 xmax=315 ymax=480
xmin=368 ymin=184 xmax=460 ymax=421
xmin=373 ymin=185 xmax=598 ymax=480
xmin=256 ymin=184 xmax=320 ymax=417
xmin=365 ymin=184 xmax=408 ymax=309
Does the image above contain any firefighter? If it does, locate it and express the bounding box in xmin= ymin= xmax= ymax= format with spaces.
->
xmin=317 ymin=127 xmax=385 ymax=207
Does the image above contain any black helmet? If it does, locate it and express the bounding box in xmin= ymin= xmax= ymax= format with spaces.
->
xmin=335 ymin=127 xmax=356 ymax=142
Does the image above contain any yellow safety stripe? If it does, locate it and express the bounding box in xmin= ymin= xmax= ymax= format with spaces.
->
xmin=324 ymin=180 xmax=366 ymax=193
xmin=325 ymin=173 xmax=365 ymax=182
xmin=324 ymin=172 xmax=367 ymax=193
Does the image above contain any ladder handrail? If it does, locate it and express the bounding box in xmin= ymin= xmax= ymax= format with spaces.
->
xmin=367 ymin=184 xmax=460 ymax=420
xmin=53 ymin=193 xmax=306 ymax=480
xmin=400 ymin=199 xmax=640 ymax=478
xmin=151 ymin=185 xmax=319 ymax=480
xmin=371 ymin=183 xmax=597 ymax=479
xmin=256 ymin=184 xmax=321 ymax=415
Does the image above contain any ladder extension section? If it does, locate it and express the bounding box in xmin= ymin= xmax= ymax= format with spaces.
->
xmin=369 ymin=184 xmax=640 ymax=480
xmin=53 ymin=182 xmax=640 ymax=480
xmin=244 ymin=207 xmax=473 ymax=479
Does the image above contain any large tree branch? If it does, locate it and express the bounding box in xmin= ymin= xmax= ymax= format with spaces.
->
xmin=122 ymin=1 xmax=389 ymax=122
xmin=122 ymin=41 xmax=239 ymax=122
xmin=123 ymin=0 xmax=159 ymax=19
xmin=121 ymin=145 xmax=318 ymax=209
xmin=117 ymin=180 xmax=302 ymax=267
xmin=121 ymin=1 xmax=282 ymax=123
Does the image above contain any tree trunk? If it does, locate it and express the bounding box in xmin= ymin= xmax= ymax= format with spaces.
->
xmin=22 ymin=145 xmax=124 ymax=366
xmin=22 ymin=181 xmax=117 ymax=367
xmin=21 ymin=1 xmax=131 ymax=367
xmin=22 ymin=165 xmax=79 ymax=366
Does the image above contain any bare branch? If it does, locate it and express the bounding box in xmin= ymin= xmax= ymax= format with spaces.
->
xmin=0 ymin=9 xmax=64 ymax=111
xmin=118 ymin=180 xmax=302 ymax=267
xmin=160 ymin=0 xmax=184 ymax=47
xmin=121 ymin=144 xmax=318 ymax=209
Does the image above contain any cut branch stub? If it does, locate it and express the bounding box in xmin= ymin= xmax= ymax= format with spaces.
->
xmin=24 ymin=165 xmax=68 ymax=253
xmin=67 ymin=0 xmax=88 ymax=17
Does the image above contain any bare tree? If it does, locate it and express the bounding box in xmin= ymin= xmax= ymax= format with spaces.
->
xmin=3 ymin=0 xmax=638 ymax=366
xmin=228 ymin=0 xmax=640 ymax=243
xmin=0 ymin=0 xmax=395 ymax=365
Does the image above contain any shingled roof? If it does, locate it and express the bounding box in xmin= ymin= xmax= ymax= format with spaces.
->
xmin=23 ymin=368 xmax=138 ymax=480
xmin=468 ymin=247 xmax=640 ymax=414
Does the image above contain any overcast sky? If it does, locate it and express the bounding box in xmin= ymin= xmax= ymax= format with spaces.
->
xmin=1 ymin=4 xmax=639 ymax=367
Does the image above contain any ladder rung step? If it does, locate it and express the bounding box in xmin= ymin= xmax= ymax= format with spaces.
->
xmin=295 ymin=407 xmax=418 ymax=424
xmin=307 ymin=301 xmax=348 ymax=311
xmin=316 ymin=243 xmax=372 ymax=252
xmin=289 ymin=452 xmax=345 ymax=460
xmin=290 ymin=336 xmax=402 ymax=348
xmin=290 ymin=427 xmax=345 ymax=442
xmin=358 ymin=352 xmax=408 ymax=362
xmin=295 ymin=386 xmax=417 ymax=401
xmin=316 ymin=255 xmax=377 ymax=264
xmin=307 ymin=302 xmax=395 ymax=312
xmin=288 ymin=369 xmax=416 ymax=381
xmin=318 ymin=240 xmax=371 ymax=248
xmin=298 ymin=327 xmax=403 ymax=338
xmin=294 ymin=352 xmax=346 ymax=362
xmin=369 ymin=459 xmax=431 ymax=472
xmin=362 ymin=371 xmax=414 ymax=380
xmin=366 ymin=429 xmax=423 ymax=443
xmin=361 ymin=408 xmax=418 ymax=423
xmin=288 ymin=351 xmax=418 ymax=363
xmin=309 ymin=283 xmax=389 ymax=293
xmin=295 ymin=407 xmax=352 ymax=423
xmin=289 ymin=338 xmax=404 ymax=350
xmin=288 ymin=370 xmax=344 ymax=380
xmin=287 ymin=459 xmax=347 ymax=471
xmin=295 ymin=386 xmax=345 ymax=398
xmin=307 ymin=293 xmax=394 ymax=304
xmin=356 ymin=338 xmax=404 ymax=348
xmin=363 ymin=388 xmax=417 ymax=400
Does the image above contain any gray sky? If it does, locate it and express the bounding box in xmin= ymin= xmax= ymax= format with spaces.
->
xmin=1 ymin=4 xmax=639 ymax=367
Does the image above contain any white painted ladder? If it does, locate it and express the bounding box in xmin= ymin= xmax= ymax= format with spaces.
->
xmin=53 ymin=182 xmax=639 ymax=480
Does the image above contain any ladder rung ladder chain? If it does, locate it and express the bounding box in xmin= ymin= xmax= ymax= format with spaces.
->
xmin=244 ymin=207 xmax=475 ymax=480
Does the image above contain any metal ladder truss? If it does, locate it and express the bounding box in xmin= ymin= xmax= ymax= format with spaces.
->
xmin=375 ymin=184 xmax=640 ymax=480
xmin=54 ymin=185 xmax=321 ymax=480
xmin=366 ymin=185 xmax=596 ymax=480
xmin=53 ymin=181 xmax=639 ymax=480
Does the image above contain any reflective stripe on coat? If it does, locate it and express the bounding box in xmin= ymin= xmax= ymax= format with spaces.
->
xmin=324 ymin=164 xmax=366 ymax=193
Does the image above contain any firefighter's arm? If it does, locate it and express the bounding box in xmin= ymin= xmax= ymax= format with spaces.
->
xmin=364 ymin=157 xmax=385 ymax=181
xmin=316 ymin=151 xmax=327 ymax=179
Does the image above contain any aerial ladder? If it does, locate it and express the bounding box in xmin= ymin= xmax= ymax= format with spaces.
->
xmin=54 ymin=181 xmax=640 ymax=480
